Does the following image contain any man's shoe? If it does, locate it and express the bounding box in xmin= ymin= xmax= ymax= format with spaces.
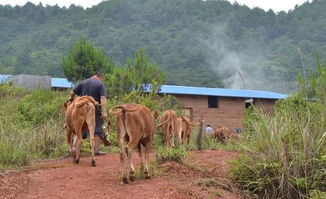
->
xmin=82 ymin=131 xmax=89 ymax=139
xmin=95 ymin=151 xmax=106 ymax=156
xmin=102 ymin=136 xmax=111 ymax=146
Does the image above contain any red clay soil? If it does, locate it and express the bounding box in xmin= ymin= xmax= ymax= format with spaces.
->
xmin=0 ymin=150 xmax=247 ymax=199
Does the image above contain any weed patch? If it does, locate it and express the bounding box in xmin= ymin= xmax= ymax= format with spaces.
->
xmin=155 ymin=146 xmax=187 ymax=164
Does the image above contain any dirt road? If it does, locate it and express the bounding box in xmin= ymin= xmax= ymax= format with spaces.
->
xmin=0 ymin=150 xmax=246 ymax=199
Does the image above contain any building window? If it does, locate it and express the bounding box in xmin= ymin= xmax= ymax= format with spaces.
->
xmin=208 ymin=96 xmax=219 ymax=108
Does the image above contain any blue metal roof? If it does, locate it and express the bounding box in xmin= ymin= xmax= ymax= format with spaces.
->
xmin=1 ymin=74 xmax=74 ymax=88
xmin=51 ymin=78 xmax=74 ymax=88
xmin=0 ymin=74 xmax=12 ymax=83
xmin=1 ymin=74 xmax=286 ymax=98
xmin=156 ymin=85 xmax=287 ymax=99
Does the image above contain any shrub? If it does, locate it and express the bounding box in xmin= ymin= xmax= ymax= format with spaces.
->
xmin=231 ymin=94 xmax=326 ymax=198
xmin=17 ymin=89 xmax=67 ymax=126
xmin=156 ymin=146 xmax=187 ymax=164
xmin=0 ymin=87 xmax=68 ymax=169
xmin=309 ymin=190 xmax=326 ymax=199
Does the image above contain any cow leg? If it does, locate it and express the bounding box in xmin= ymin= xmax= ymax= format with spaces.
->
xmin=66 ymin=128 xmax=71 ymax=148
xmin=177 ymin=130 xmax=182 ymax=146
xmin=165 ymin=134 xmax=169 ymax=147
xmin=187 ymin=134 xmax=190 ymax=144
xmin=163 ymin=127 xmax=169 ymax=147
xmin=138 ymin=144 xmax=145 ymax=171
xmin=182 ymin=131 xmax=187 ymax=145
xmin=86 ymin=123 xmax=96 ymax=167
xmin=170 ymin=133 xmax=175 ymax=148
xmin=85 ymin=105 xmax=96 ymax=167
xmin=73 ymin=117 xmax=85 ymax=164
xmin=126 ymin=142 xmax=137 ymax=182
xmin=171 ymin=125 xmax=176 ymax=148
xmin=168 ymin=125 xmax=173 ymax=147
xmin=71 ymin=134 xmax=77 ymax=157
xmin=66 ymin=129 xmax=75 ymax=157
xmin=143 ymin=140 xmax=152 ymax=179
xmin=89 ymin=131 xmax=96 ymax=167
xmin=168 ymin=133 xmax=173 ymax=148
xmin=74 ymin=133 xmax=82 ymax=164
xmin=118 ymin=134 xmax=128 ymax=184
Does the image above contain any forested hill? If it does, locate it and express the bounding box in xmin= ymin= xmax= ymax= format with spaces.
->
xmin=1 ymin=0 xmax=326 ymax=93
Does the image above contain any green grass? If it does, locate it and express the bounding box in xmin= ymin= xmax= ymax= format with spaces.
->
xmin=155 ymin=146 xmax=188 ymax=164
xmin=0 ymin=134 xmax=29 ymax=169
xmin=230 ymin=95 xmax=326 ymax=199
xmin=134 ymin=160 xmax=166 ymax=179
xmin=188 ymin=129 xmax=240 ymax=151
xmin=0 ymin=85 xmax=68 ymax=169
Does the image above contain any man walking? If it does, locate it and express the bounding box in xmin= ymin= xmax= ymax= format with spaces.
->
xmin=69 ymin=72 xmax=109 ymax=155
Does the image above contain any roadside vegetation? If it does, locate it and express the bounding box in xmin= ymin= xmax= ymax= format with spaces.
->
xmin=0 ymin=84 xmax=68 ymax=170
xmin=230 ymin=58 xmax=326 ymax=199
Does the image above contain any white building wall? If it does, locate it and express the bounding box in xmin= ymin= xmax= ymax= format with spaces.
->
xmin=9 ymin=74 xmax=51 ymax=90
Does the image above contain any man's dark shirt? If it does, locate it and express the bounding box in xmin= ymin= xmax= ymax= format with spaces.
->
xmin=72 ymin=77 xmax=107 ymax=138
xmin=73 ymin=78 xmax=107 ymax=103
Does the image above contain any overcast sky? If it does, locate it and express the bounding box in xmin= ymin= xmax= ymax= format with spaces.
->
xmin=0 ymin=0 xmax=312 ymax=12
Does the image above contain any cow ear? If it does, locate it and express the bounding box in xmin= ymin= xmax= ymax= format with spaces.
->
xmin=64 ymin=102 xmax=68 ymax=109
xmin=152 ymin=111 xmax=159 ymax=119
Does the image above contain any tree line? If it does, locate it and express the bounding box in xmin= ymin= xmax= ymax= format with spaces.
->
xmin=0 ymin=0 xmax=326 ymax=92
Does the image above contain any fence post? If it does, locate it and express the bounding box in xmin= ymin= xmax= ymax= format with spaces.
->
xmin=197 ymin=119 xmax=205 ymax=150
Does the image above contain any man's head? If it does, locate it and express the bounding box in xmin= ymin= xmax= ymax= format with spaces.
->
xmin=207 ymin=124 xmax=211 ymax=127
xmin=95 ymin=72 xmax=104 ymax=80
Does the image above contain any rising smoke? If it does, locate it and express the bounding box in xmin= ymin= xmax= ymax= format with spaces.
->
xmin=203 ymin=24 xmax=291 ymax=93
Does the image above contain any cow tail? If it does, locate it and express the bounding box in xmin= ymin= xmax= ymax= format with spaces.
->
xmin=109 ymin=105 xmax=140 ymax=115
xmin=75 ymin=96 xmax=98 ymax=108
xmin=121 ymin=107 xmax=128 ymax=140
xmin=109 ymin=106 xmax=123 ymax=115
xmin=156 ymin=114 xmax=170 ymax=128
xmin=181 ymin=116 xmax=200 ymax=126
xmin=110 ymin=106 xmax=129 ymax=142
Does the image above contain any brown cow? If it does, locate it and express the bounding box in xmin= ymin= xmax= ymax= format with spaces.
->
xmin=157 ymin=109 xmax=177 ymax=147
xmin=109 ymin=103 xmax=156 ymax=184
xmin=176 ymin=116 xmax=200 ymax=145
xmin=64 ymin=96 xmax=98 ymax=166
xmin=213 ymin=126 xmax=240 ymax=144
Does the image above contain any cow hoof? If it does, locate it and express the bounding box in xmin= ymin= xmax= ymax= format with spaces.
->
xmin=91 ymin=160 xmax=96 ymax=167
xmin=70 ymin=149 xmax=76 ymax=157
xmin=129 ymin=171 xmax=135 ymax=182
xmin=122 ymin=178 xmax=129 ymax=184
xmin=144 ymin=172 xmax=151 ymax=179
xmin=75 ymin=159 xmax=79 ymax=164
